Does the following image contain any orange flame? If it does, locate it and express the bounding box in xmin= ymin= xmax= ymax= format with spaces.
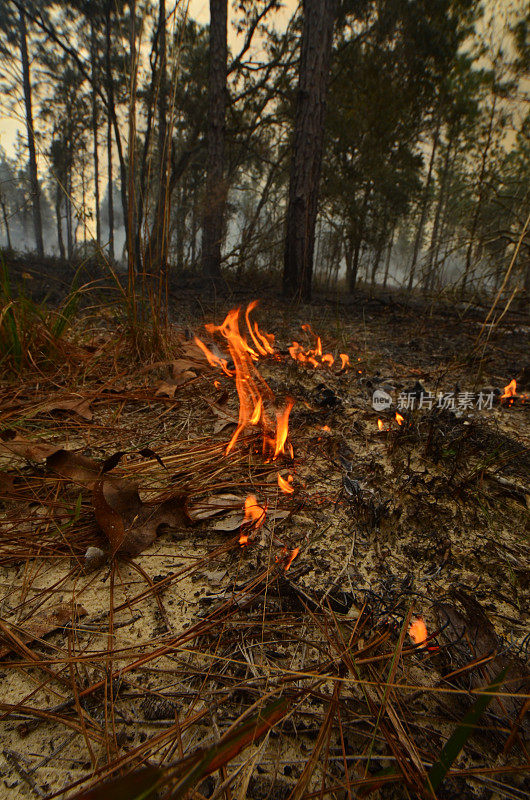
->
xmin=501 ymin=379 xmax=517 ymax=400
xmin=244 ymin=300 xmax=275 ymax=356
xmin=278 ymin=474 xmax=294 ymax=494
xmin=339 ymin=354 xmax=350 ymax=370
xmin=409 ymin=618 xmax=428 ymax=647
xmin=321 ymin=353 xmax=334 ymax=367
xmin=194 ymin=336 xmax=231 ymax=376
xmin=240 ymin=494 xmax=266 ymax=546
xmin=200 ymin=307 xmax=275 ymax=454
xmin=377 ymin=419 xmax=385 ymax=431
xmin=285 ymin=547 xmax=299 ymax=571
xmin=395 ymin=412 xmax=404 ymax=425
xmin=274 ymin=399 xmax=294 ymax=459
xmin=321 ymin=425 xmax=331 ymax=432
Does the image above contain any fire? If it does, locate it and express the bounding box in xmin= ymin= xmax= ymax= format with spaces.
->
xmin=244 ymin=300 xmax=275 ymax=356
xmin=240 ymin=494 xmax=266 ymax=546
xmin=321 ymin=425 xmax=331 ymax=432
xmin=274 ymin=398 xmax=294 ymax=459
xmin=377 ymin=419 xmax=385 ymax=431
xmin=395 ymin=412 xmax=404 ymax=425
xmin=194 ymin=336 xmax=231 ymax=376
xmin=409 ymin=618 xmax=428 ymax=647
xmin=278 ymin=473 xmax=294 ymax=494
xmin=196 ymin=305 xmax=275 ymax=455
xmin=196 ymin=302 xmax=350 ymax=456
xmin=284 ymin=547 xmax=299 ymax=571
xmin=288 ymin=324 xmax=338 ymax=369
xmin=501 ymin=379 xmax=517 ymax=404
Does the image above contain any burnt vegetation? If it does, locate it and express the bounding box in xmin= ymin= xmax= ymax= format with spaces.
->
xmin=0 ymin=1 xmax=529 ymax=799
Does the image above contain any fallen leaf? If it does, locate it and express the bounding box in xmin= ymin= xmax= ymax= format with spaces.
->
xmin=171 ymin=359 xmax=199 ymax=379
xmin=47 ymin=450 xmax=101 ymax=488
xmin=29 ymin=396 xmax=94 ymax=421
xmin=93 ymin=479 xmax=189 ymax=556
xmin=211 ymin=404 xmax=238 ymax=434
xmin=0 ymin=603 xmax=87 ymax=659
xmin=186 ymin=494 xmax=244 ymax=522
xmin=211 ymin=511 xmax=247 ymax=532
xmin=155 ymin=381 xmax=179 ymax=398
xmin=0 ymin=431 xmax=62 ymax=462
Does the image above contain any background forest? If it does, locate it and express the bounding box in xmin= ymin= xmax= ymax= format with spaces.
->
xmin=0 ymin=0 xmax=529 ymax=302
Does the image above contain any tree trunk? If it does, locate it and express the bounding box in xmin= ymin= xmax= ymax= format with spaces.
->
xmin=407 ymin=123 xmax=439 ymax=292
xmin=149 ymin=0 xmax=170 ymax=276
xmin=107 ymin=114 xmax=114 ymax=259
xmin=66 ymin=163 xmax=73 ymax=260
xmin=105 ymin=0 xmax=129 ymax=259
xmin=127 ymin=0 xmax=138 ymax=281
xmin=55 ymin=185 xmax=65 ymax=259
xmin=18 ymin=7 xmax=44 ymax=257
xmin=282 ymin=0 xmax=337 ymax=301
xmin=90 ymin=19 xmax=101 ymax=247
xmin=424 ymin=136 xmax=454 ymax=292
xmin=201 ymin=0 xmax=228 ymax=280
xmin=461 ymin=97 xmax=497 ymax=296
xmin=370 ymin=222 xmax=387 ymax=286
xmin=347 ymin=184 xmax=370 ymax=292
xmin=1 ymin=200 xmax=12 ymax=249
xmin=383 ymin=226 xmax=395 ymax=288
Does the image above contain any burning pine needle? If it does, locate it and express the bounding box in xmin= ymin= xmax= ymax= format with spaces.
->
xmin=278 ymin=474 xmax=294 ymax=494
xmin=240 ymin=494 xmax=266 ymax=546
xmin=409 ymin=617 xmax=428 ymax=647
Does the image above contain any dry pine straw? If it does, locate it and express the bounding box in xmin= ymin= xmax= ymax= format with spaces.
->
xmin=0 ymin=303 xmax=528 ymax=799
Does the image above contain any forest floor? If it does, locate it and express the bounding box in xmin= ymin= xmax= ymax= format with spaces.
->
xmin=0 ymin=271 xmax=529 ymax=799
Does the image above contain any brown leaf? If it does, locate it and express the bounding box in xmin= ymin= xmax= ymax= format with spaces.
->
xmin=47 ymin=450 xmax=101 ymax=488
xmin=0 ymin=431 xmax=62 ymax=462
xmin=22 ymin=396 xmax=93 ymax=421
xmin=171 ymin=358 xmax=199 ymax=379
xmin=93 ymin=479 xmax=189 ymax=556
xmin=0 ymin=603 xmax=87 ymax=659
xmin=155 ymin=380 xmax=179 ymax=398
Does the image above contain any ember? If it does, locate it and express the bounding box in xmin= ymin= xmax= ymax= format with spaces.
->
xmin=240 ymin=494 xmax=266 ymax=546
xmin=284 ymin=547 xmax=299 ymax=570
xmin=501 ymin=378 xmax=517 ymax=405
xmin=409 ymin=617 xmax=428 ymax=647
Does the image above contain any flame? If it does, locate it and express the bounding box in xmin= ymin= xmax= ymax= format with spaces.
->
xmin=278 ymin=473 xmax=294 ymax=494
xmin=409 ymin=618 xmax=428 ymax=647
xmin=395 ymin=412 xmax=404 ymax=425
xmin=501 ymin=379 xmax=517 ymax=400
xmin=339 ymin=354 xmax=350 ymax=370
xmin=199 ymin=306 xmax=276 ymax=454
xmin=289 ymin=325 xmax=342 ymax=369
xmin=274 ymin=398 xmax=294 ymax=459
xmin=244 ymin=300 xmax=275 ymax=356
xmin=240 ymin=494 xmax=266 ymax=546
xmin=377 ymin=419 xmax=385 ymax=431
xmin=285 ymin=547 xmax=299 ymax=571
xmin=321 ymin=425 xmax=331 ymax=432
xmin=194 ymin=336 xmax=231 ymax=376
